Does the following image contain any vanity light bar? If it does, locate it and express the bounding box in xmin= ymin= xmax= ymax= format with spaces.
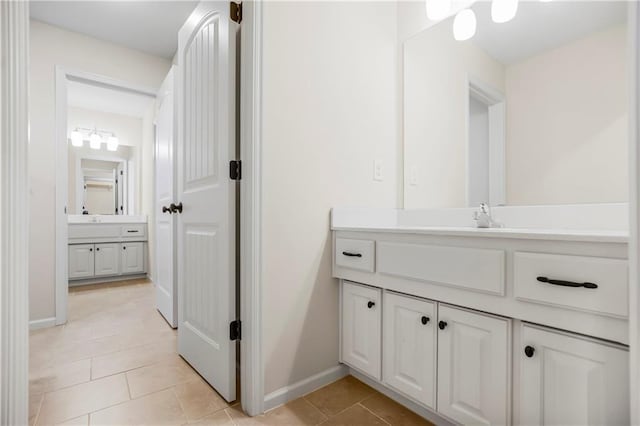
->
xmin=69 ymin=127 xmax=119 ymax=151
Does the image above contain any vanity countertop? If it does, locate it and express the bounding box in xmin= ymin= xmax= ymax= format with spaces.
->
xmin=68 ymin=215 xmax=148 ymax=224
xmin=331 ymin=224 xmax=627 ymax=243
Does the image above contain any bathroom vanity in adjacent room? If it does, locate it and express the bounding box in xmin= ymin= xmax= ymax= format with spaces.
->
xmin=68 ymin=215 xmax=148 ymax=285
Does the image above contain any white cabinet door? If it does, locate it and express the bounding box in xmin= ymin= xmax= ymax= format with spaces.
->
xmin=383 ymin=292 xmax=436 ymax=409
xmin=121 ymin=242 xmax=144 ymax=274
xmin=94 ymin=243 xmax=119 ymax=277
xmin=519 ymin=325 xmax=629 ymax=426
xmin=342 ymin=281 xmax=382 ymax=380
xmin=68 ymin=244 xmax=95 ymax=279
xmin=437 ymin=304 xmax=510 ymax=425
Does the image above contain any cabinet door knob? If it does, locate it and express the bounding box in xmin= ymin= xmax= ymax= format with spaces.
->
xmin=123 ymin=246 xmax=126 ymax=250
xmin=421 ymin=316 xmax=430 ymax=325
xmin=89 ymin=248 xmax=93 ymax=252
xmin=367 ymin=301 xmax=375 ymax=309
xmin=438 ymin=321 xmax=447 ymax=330
xmin=524 ymin=345 xmax=535 ymax=358
xmin=96 ymin=247 xmax=100 ymax=251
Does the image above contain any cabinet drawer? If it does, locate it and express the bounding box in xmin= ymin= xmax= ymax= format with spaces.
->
xmin=514 ymin=252 xmax=628 ymax=318
xmin=341 ymin=281 xmax=381 ymax=380
xmin=335 ymin=238 xmax=375 ymax=273
xmin=377 ymin=242 xmax=505 ymax=295
xmin=121 ymin=224 xmax=146 ymax=238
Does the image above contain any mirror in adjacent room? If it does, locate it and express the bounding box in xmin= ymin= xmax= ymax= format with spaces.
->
xmin=403 ymin=1 xmax=628 ymax=208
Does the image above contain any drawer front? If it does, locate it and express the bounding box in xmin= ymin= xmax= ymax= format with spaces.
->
xmin=514 ymin=252 xmax=628 ymax=318
xmin=335 ymin=238 xmax=375 ymax=273
xmin=377 ymin=242 xmax=505 ymax=295
xmin=69 ymin=224 xmax=121 ymax=240
xmin=121 ymin=224 xmax=146 ymax=238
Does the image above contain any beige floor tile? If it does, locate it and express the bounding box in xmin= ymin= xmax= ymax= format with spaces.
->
xmin=91 ymin=339 xmax=177 ymax=379
xmin=29 ymin=393 xmax=43 ymax=426
xmin=29 ymin=358 xmax=91 ymax=395
xmin=320 ymin=404 xmax=387 ymax=426
xmin=186 ymin=409 xmax=234 ymax=425
xmin=263 ymin=398 xmax=327 ymax=425
xmin=90 ymin=388 xmax=186 ymax=425
xmin=172 ymin=378 xmax=229 ymax=421
xmin=225 ymin=405 xmax=269 ymax=425
xmin=37 ymin=374 xmax=130 ymax=425
xmin=360 ymin=394 xmax=433 ymax=426
xmin=56 ymin=414 xmax=89 ymax=425
xmin=126 ymin=357 xmax=201 ymax=399
xmin=305 ymin=376 xmax=375 ymax=417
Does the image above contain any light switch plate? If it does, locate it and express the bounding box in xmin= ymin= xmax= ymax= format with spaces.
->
xmin=374 ymin=160 xmax=383 ymax=181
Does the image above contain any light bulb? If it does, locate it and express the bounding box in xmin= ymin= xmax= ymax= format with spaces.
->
xmin=107 ymin=135 xmax=119 ymax=152
xmin=426 ymin=0 xmax=451 ymax=21
xmin=491 ymin=0 xmax=518 ymax=23
xmin=89 ymin=132 xmax=102 ymax=150
xmin=453 ymin=9 xmax=477 ymax=41
xmin=70 ymin=130 xmax=83 ymax=147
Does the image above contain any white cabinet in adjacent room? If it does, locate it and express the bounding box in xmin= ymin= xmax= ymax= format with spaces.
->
xmin=383 ymin=292 xmax=436 ymax=409
xmin=94 ymin=243 xmax=120 ymax=277
xmin=68 ymin=244 xmax=95 ymax=279
xmin=341 ymin=281 xmax=382 ymax=380
xmin=519 ymin=324 xmax=629 ymax=426
xmin=437 ymin=304 xmax=510 ymax=425
xmin=121 ymin=242 xmax=145 ymax=275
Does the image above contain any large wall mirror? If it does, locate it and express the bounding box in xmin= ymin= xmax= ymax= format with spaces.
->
xmin=403 ymin=1 xmax=628 ymax=208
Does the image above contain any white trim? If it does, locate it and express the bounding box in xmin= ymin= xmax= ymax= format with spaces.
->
xmin=55 ymin=68 xmax=158 ymax=326
xmin=349 ymin=369 xmax=456 ymax=426
xmin=628 ymin=1 xmax=640 ymax=423
xmin=263 ymin=365 xmax=349 ymax=412
xmin=29 ymin=318 xmax=57 ymax=331
xmin=0 ymin=1 xmax=30 ymax=423
xmin=240 ymin=0 xmax=264 ymax=416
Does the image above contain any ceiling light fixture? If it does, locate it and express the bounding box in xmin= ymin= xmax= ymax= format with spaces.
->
xmin=426 ymin=0 xmax=451 ymax=21
xmin=89 ymin=131 xmax=102 ymax=150
xmin=491 ymin=0 xmax=519 ymax=23
xmin=453 ymin=9 xmax=477 ymax=41
xmin=106 ymin=135 xmax=119 ymax=152
xmin=70 ymin=130 xmax=83 ymax=147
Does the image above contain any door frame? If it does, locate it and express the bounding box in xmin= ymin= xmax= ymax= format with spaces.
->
xmin=0 ymin=0 xmax=30 ymax=423
xmin=54 ymin=67 xmax=157 ymax=325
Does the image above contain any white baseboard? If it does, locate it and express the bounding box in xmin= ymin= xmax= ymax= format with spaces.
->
xmin=263 ymin=365 xmax=349 ymax=411
xmin=29 ymin=317 xmax=57 ymax=330
xmin=349 ymin=369 xmax=455 ymax=426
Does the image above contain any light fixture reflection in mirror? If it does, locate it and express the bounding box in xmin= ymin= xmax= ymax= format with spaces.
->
xmin=106 ymin=135 xmax=119 ymax=152
xmin=491 ymin=0 xmax=519 ymax=23
xmin=89 ymin=132 xmax=102 ymax=150
xmin=70 ymin=130 xmax=83 ymax=147
xmin=426 ymin=0 xmax=451 ymax=21
xmin=453 ymin=9 xmax=477 ymax=41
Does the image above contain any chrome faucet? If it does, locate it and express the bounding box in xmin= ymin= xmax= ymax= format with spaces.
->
xmin=473 ymin=203 xmax=496 ymax=228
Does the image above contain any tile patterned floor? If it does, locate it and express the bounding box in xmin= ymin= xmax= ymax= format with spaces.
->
xmin=29 ymin=279 xmax=433 ymax=425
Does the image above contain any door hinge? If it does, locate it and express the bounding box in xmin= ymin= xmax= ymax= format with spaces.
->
xmin=230 ymin=320 xmax=241 ymax=341
xmin=230 ymin=2 xmax=242 ymax=24
xmin=230 ymin=160 xmax=242 ymax=180
xmin=120 ymin=170 xmax=123 ymax=175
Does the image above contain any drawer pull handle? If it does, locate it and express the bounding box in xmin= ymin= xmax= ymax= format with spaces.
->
xmin=421 ymin=316 xmax=430 ymax=325
xmin=127 ymin=230 xmax=138 ymax=233
xmin=536 ymin=276 xmax=598 ymax=289
xmin=524 ymin=345 xmax=535 ymax=358
xmin=342 ymin=251 xmax=362 ymax=258
xmin=367 ymin=301 xmax=375 ymax=309
xmin=438 ymin=321 xmax=447 ymax=330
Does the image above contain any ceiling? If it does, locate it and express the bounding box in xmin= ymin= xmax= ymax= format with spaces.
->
xmin=67 ymin=79 xmax=155 ymax=118
xmin=30 ymin=1 xmax=198 ymax=59
xmin=471 ymin=1 xmax=627 ymax=65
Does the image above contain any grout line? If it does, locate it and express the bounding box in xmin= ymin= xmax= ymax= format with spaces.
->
xmin=32 ymin=394 xmax=44 ymax=426
xmin=124 ymin=371 xmax=133 ymax=400
xmin=357 ymin=402 xmax=392 ymax=426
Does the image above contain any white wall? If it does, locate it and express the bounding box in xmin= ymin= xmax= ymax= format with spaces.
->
xmin=261 ymin=1 xmax=399 ymax=395
xmin=506 ymin=25 xmax=628 ymax=205
xmin=403 ymin=19 xmax=504 ymax=208
xmin=29 ymin=20 xmax=170 ymax=321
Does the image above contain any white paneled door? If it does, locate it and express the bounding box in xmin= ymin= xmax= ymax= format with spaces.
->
xmin=155 ymin=68 xmax=177 ymax=328
xmin=177 ymin=2 xmax=238 ymax=403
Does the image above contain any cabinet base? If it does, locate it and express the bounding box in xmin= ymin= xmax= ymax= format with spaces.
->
xmin=348 ymin=368 xmax=455 ymax=426
xmin=68 ymin=273 xmax=148 ymax=287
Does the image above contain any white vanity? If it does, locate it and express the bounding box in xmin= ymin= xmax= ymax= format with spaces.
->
xmin=332 ymin=207 xmax=629 ymax=425
xmin=68 ymin=215 xmax=148 ymax=285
